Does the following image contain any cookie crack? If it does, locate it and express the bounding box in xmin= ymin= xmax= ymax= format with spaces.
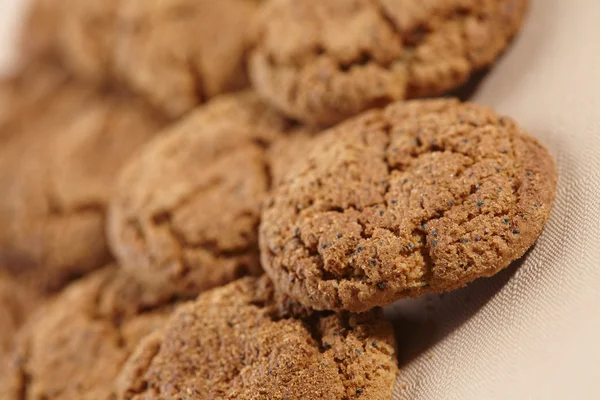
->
xmin=167 ymin=218 xmax=258 ymax=258
xmin=299 ymin=119 xmax=521 ymax=293
xmin=260 ymin=151 xmax=274 ymax=196
xmin=261 ymin=2 xmax=481 ymax=76
xmin=149 ymin=209 xmax=259 ymax=285
xmin=46 ymin=189 xmax=106 ymax=219
xmin=376 ymin=3 xmax=403 ymax=42
xmin=206 ymin=313 xmax=336 ymax=394
xmin=188 ymin=57 xmax=206 ymax=105
xmin=138 ymin=172 xmax=261 ymax=269
xmin=120 ymin=336 xmax=163 ymax=398
xmin=152 ymin=176 xmax=224 ymax=222
xmin=15 ymin=352 xmax=31 ymax=400
xmin=411 ymin=139 xmax=522 ymax=278
xmin=326 ymin=320 xmax=381 ymax=400
xmin=399 ymin=163 xmax=516 ymax=280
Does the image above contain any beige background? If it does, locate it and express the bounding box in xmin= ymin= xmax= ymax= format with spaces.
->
xmin=0 ymin=0 xmax=29 ymax=76
xmin=388 ymin=0 xmax=600 ymax=399
xmin=1 ymin=0 xmax=599 ymax=399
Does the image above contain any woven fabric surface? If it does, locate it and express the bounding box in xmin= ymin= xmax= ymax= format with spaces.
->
xmin=389 ymin=0 xmax=600 ymax=398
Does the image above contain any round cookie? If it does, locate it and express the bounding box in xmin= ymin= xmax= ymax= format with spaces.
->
xmin=0 ymin=81 xmax=96 ymax=272
xmin=116 ymin=276 xmax=398 ymax=400
xmin=260 ymin=99 xmax=557 ymax=312
xmin=0 ymin=266 xmax=174 ymax=399
xmin=0 ymin=273 xmax=40 ymax=357
xmin=250 ymin=0 xmax=528 ymax=126
xmin=114 ymin=0 xmax=260 ymax=118
xmin=0 ymin=92 xmax=165 ymax=293
xmin=108 ymin=91 xmax=313 ymax=301
xmin=0 ymin=63 xmax=70 ymax=141
xmin=21 ymin=0 xmax=120 ymax=82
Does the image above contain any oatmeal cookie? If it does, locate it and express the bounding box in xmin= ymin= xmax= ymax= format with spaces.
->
xmin=260 ymin=99 xmax=557 ymax=312
xmin=250 ymin=0 xmax=528 ymax=125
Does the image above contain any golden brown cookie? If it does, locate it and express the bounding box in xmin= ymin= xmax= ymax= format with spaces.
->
xmin=108 ymin=91 xmax=313 ymax=302
xmin=267 ymin=128 xmax=318 ymax=187
xmin=0 ymin=80 xmax=96 ymax=271
xmin=250 ymin=0 xmax=528 ymax=126
xmin=0 ymin=63 xmax=71 ymax=144
xmin=18 ymin=0 xmax=59 ymax=65
xmin=0 ymin=92 xmax=165 ymax=293
xmin=21 ymin=0 xmax=119 ymax=82
xmin=260 ymin=99 xmax=557 ymax=312
xmin=116 ymin=276 xmax=398 ymax=400
xmin=0 ymin=273 xmax=40 ymax=357
xmin=0 ymin=266 xmax=174 ymax=399
xmin=114 ymin=0 xmax=260 ymax=118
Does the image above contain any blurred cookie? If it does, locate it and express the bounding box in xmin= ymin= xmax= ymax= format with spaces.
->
xmin=0 ymin=63 xmax=70 ymax=136
xmin=117 ymin=276 xmax=398 ymax=400
xmin=21 ymin=0 xmax=120 ymax=82
xmin=0 ymin=266 xmax=174 ymax=399
xmin=0 ymin=80 xmax=95 ymax=268
xmin=0 ymin=273 xmax=40 ymax=357
xmin=108 ymin=91 xmax=313 ymax=301
xmin=114 ymin=0 xmax=260 ymax=118
xmin=267 ymin=128 xmax=318 ymax=186
xmin=18 ymin=0 xmax=59 ymax=66
xmin=250 ymin=0 xmax=528 ymax=125
xmin=260 ymin=99 xmax=557 ymax=312
xmin=0 ymin=92 xmax=165 ymax=292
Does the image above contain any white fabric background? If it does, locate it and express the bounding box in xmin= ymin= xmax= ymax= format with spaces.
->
xmin=1 ymin=0 xmax=599 ymax=398
xmin=0 ymin=0 xmax=29 ymax=76
xmin=387 ymin=0 xmax=600 ymax=398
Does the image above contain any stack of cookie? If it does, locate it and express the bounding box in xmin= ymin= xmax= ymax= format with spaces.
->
xmin=0 ymin=0 xmax=557 ymax=399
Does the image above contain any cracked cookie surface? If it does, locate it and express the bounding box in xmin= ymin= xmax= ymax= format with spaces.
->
xmin=0 ymin=81 xmax=97 ymax=280
xmin=117 ymin=276 xmax=398 ymax=400
xmin=250 ymin=0 xmax=527 ymax=126
xmin=260 ymin=99 xmax=557 ymax=312
xmin=22 ymin=0 xmax=120 ymax=82
xmin=114 ymin=0 xmax=260 ymax=118
xmin=0 ymin=266 xmax=174 ymax=400
xmin=0 ymin=63 xmax=70 ymax=143
xmin=108 ymin=91 xmax=312 ymax=302
xmin=0 ymin=273 xmax=40 ymax=357
xmin=0 ymin=92 xmax=165 ymax=293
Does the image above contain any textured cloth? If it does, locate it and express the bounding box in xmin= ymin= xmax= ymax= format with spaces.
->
xmin=1 ymin=0 xmax=599 ymax=399
xmin=389 ymin=0 xmax=600 ymax=398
